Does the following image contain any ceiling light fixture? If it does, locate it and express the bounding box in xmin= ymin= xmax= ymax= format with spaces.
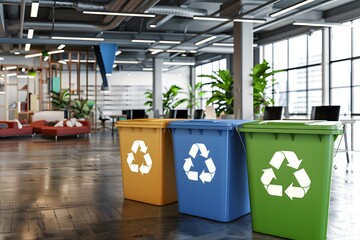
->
xmin=149 ymin=24 xmax=157 ymax=28
xmin=5 ymin=66 xmax=17 ymax=70
xmin=270 ymin=0 xmax=316 ymax=18
xmin=213 ymin=43 xmax=234 ymax=47
xmin=43 ymin=56 xmax=49 ymax=61
xmin=0 ymin=57 xmax=4 ymax=60
xmin=7 ymin=73 xmax=17 ymax=77
xmin=30 ymin=1 xmax=39 ymax=18
xmin=193 ymin=16 xmax=229 ymax=22
xmin=131 ymin=39 xmax=156 ymax=43
xmin=58 ymin=60 xmax=67 ymax=64
xmin=25 ymin=53 xmax=42 ymax=58
xmin=115 ymin=50 xmax=122 ymax=56
xmin=159 ymin=40 xmax=181 ymax=44
xmin=163 ymin=62 xmax=195 ymax=66
xmin=195 ymin=36 xmax=217 ymax=46
xmin=233 ymin=18 xmax=267 ymax=23
xmin=166 ymin=49 xmax=187 ymax=53
xmin=114 ymin=60 xmax=140 ymax=64
xmin=27 ymin=29 xmax=34 ymax=39
xmin=14 ymin=51 xmax=20 ymax=55
xmin=25 ymin=43 xmax=31 ymax=51
xmin=51 ymin=36 xmax=104 ymax=41
xmin=48 ymin=49 xmax=64 ymax=55
xmin=57 ymin=44 xmax=65 ymax=50
xmin=293 ymin=21 xmax=353 ymax=28
xmin=142 ymin=67 xmax=169 ymax=71
xmin=83 ymin=10 xmax=155 ymax=18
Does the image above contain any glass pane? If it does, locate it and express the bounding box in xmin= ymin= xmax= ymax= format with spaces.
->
xmin=330 ymin=87 xmax=351 ymax=115
xmin=308 ymin=30 xmax=322 ymax=64
xmin=353 ymin=116 xmax=360 ymax=151
xmin=274 ymin=71 xmax=287 ymax=93
xmin=353 ymin=19 xmax=360 ymax=57
xmin=331 ymin=24 xmax=352 ymax=61
xmin=219 ymin=59 xmax=227 ymax=70
xmin=289 ymin=35 xmax=307 ymax=68
xmin=330 ymin=60 xmax=351 ymax=87
xmin=288 ymin=68 xmax=306 ymax=91
xmin=308 ymin=66 xmax=322 ymax=89
xmin=353 ymin=86 xmax=360 ymax=113
xmin=273 ymin=40 xmax=288 ymax=70
xmin=353 ymin=59 xmax=360 ymax=86
xmin=308 ymin=90 xmax=322 ymax=115
xmin=288 ymin=91 xmax=306 ymax=114
xmin=274 ymin=92 xmax=287 ymax=107
xmin=264 ymin=44 xmax=273 ymax=67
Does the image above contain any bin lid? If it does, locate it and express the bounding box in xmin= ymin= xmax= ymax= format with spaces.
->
xmin=168 ymin=119 xmax=251 ymax=130
xmin=115 ymin=118 xmax=179 ymax=129
xmin=238 ymin=120 xmax=343 ymax=135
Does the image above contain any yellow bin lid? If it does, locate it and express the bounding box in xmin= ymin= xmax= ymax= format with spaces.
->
xmin=115 ymin=118 xmax=180 ymax=129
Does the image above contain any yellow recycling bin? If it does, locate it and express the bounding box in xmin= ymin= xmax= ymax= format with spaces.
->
xmin=115 ymin=119 xmax=177 ymax=205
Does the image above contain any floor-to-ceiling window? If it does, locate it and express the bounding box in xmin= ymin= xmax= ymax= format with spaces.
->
xmin=195 ymin=59 xmax=227 ymax=109
xmin=261 ymin=30 xmax=323 ymax=118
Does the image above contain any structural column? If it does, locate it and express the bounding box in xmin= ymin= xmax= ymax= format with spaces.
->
xmin=152 ymin=57 xmax=163 ymax=117
xmin=322 ymin=28 xmax=330 ymax=105
xmin=233 ymin=21 xmax=254 ymax=120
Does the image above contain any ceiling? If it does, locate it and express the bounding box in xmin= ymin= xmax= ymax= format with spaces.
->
xmin=0 ymin=0 xmax=359 ymax=71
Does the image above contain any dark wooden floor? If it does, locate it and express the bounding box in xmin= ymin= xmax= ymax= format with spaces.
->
xmin=0 ymin=131 xmax=359 ymax=240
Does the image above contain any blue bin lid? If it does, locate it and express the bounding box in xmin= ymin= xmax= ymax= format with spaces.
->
xmin=168 ymin=119 xmax=251 ymax=130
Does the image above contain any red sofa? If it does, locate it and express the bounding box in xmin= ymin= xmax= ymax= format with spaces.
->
xmin=40 ymin=120 xmax=91 ymax=140
xmin=0 ymin=121 xmax=33 ymax=138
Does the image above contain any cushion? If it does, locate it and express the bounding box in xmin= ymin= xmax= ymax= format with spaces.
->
xmin=0 ymin=123 xmax=8 ymax=129
xmin=54 ymin=120 xmax=64 ymax=127
xmin=75 ymin=121 xmax=83 ymax=127
xmin=30 ymin=120 xmax=47 ymax=127
xmin=66 ymin=120 xmax=73 ymax=127
xmin=45 ymin=121 xmax=58 ymax=126
xmin=14 ymin=119 xmax=23 ymax=129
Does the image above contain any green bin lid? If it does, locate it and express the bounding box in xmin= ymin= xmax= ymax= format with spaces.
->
xmin=115 ymin=118 xmax=179 ymax=129
xmin=238 ymin=120 xmax=343 ymax=135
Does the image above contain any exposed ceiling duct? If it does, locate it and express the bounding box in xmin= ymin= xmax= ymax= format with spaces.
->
xmin=146 ymin=6 xmax=207 ymax=18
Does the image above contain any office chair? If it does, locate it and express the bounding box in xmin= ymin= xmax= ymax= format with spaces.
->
xmin=193 ymin=109 xmax=205 ymax=119
xmin=263 ymin=106 xmax=284 ymax=120
xmin=98 ymin=107 xmax=111 ymax=130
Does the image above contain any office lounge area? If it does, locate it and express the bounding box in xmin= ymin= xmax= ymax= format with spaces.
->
xmin=1 ymin=0 xmax=360 ymax=239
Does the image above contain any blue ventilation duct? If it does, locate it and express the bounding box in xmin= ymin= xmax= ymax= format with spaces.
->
xmin=94 ymin=43 xmax=117 ymax=91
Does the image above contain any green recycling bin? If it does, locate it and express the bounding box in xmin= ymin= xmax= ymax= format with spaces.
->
xmin=238 ymin=120 xmax=343 ymax=240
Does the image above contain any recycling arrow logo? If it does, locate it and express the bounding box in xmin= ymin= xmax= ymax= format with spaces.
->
xmin=127 ymin=140 xmax=152 ymax=175
xmin=183 ymin=143 xmax=216 ymax=184
xmin=261 ymin=151 xmax=311 ymax=200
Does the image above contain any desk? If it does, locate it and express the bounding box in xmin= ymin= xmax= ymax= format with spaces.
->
xmin=341 ymin=119 xmax=356 ymax=163
xmin=109 ymin=114 xmax=127 ymax=135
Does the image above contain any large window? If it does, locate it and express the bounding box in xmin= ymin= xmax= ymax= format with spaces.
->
xmin=261 ymin=30 xmax=323 ymax=118
xmin=195 ymin=59 xmax=227 ymax=109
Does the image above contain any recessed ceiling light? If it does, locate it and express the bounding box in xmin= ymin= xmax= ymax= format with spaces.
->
xmin=51 ymin=36 xmax=104 ymax=41
xmin=270 ymin=0 xmax=316 ymax=18
xmin=25 ymin=43 xmax=31 ymax=51
xmin=159 ymin=40 xmax=181 ymax=44
xmin=132 ymin=39 xmax=156 ymax=43
xmin=195 ymin=36 xmax=217 ymax=46
xmin=30 ymin=1 xmax=39 ymax=18
xmin=57 ymin=44 xmax=65 ymax=50
xmin=83 ymin=11 xmax=155 ymax=18
xmin=27 ymin=29 xmax=34 ymax=39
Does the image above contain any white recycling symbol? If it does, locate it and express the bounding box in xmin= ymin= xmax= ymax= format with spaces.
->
xmin=127 ymin=140 xmax=152 ymax=175
xmin=183 ymin=143 xmax=216 ymax=184
xmin=261 ymin=151 xmax=311 ymax=200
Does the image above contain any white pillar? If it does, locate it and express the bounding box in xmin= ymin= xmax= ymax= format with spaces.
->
xmin=233 ymin=21 xmax=254 ymax=120
xmin=153 ymin=58 xmax=163 ymax=117
xmin=322 ymin=28 xmax=330 ymax=105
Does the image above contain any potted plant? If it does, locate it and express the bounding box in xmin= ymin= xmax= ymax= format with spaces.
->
xmin=250 ymin=60 xmax=282 ymax=118
xmin=70 ymin=99 xmax=94 ymax=119
xmin=179 ymin=82 xmax=205 ymax=118
xmin=51 ymin=89 xmax=70 ymax=110
xmin=198 ymin=69 xmax=233 ymax=117
xmin=144 ymin=85 xmax=186 ymax=116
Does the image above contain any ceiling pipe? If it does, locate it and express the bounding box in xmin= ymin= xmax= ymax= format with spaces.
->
xmin=0 ymin=0 xmax=108 ymax=11
xmin=18 ymin=0 xmax=25 ymax=51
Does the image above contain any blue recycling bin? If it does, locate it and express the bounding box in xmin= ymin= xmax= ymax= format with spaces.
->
xmin=168 ymin=119 xmax=250 ymax=222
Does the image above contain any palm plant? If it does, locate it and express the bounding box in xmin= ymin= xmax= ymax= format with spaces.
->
xmin=144 ymin=85 xmax=186 ymax=116
xmin=70 ymin=99 xmax=94 ymax=119
xmin=179 ymin=82 xmax=205 ymax=117
xmin=251 ymin=60 xmax=282 ymax=115
xmin=51 ymin=89 xmax=70 ymax=110
xmin=198 ymin=69 xmax=233 ymax=117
